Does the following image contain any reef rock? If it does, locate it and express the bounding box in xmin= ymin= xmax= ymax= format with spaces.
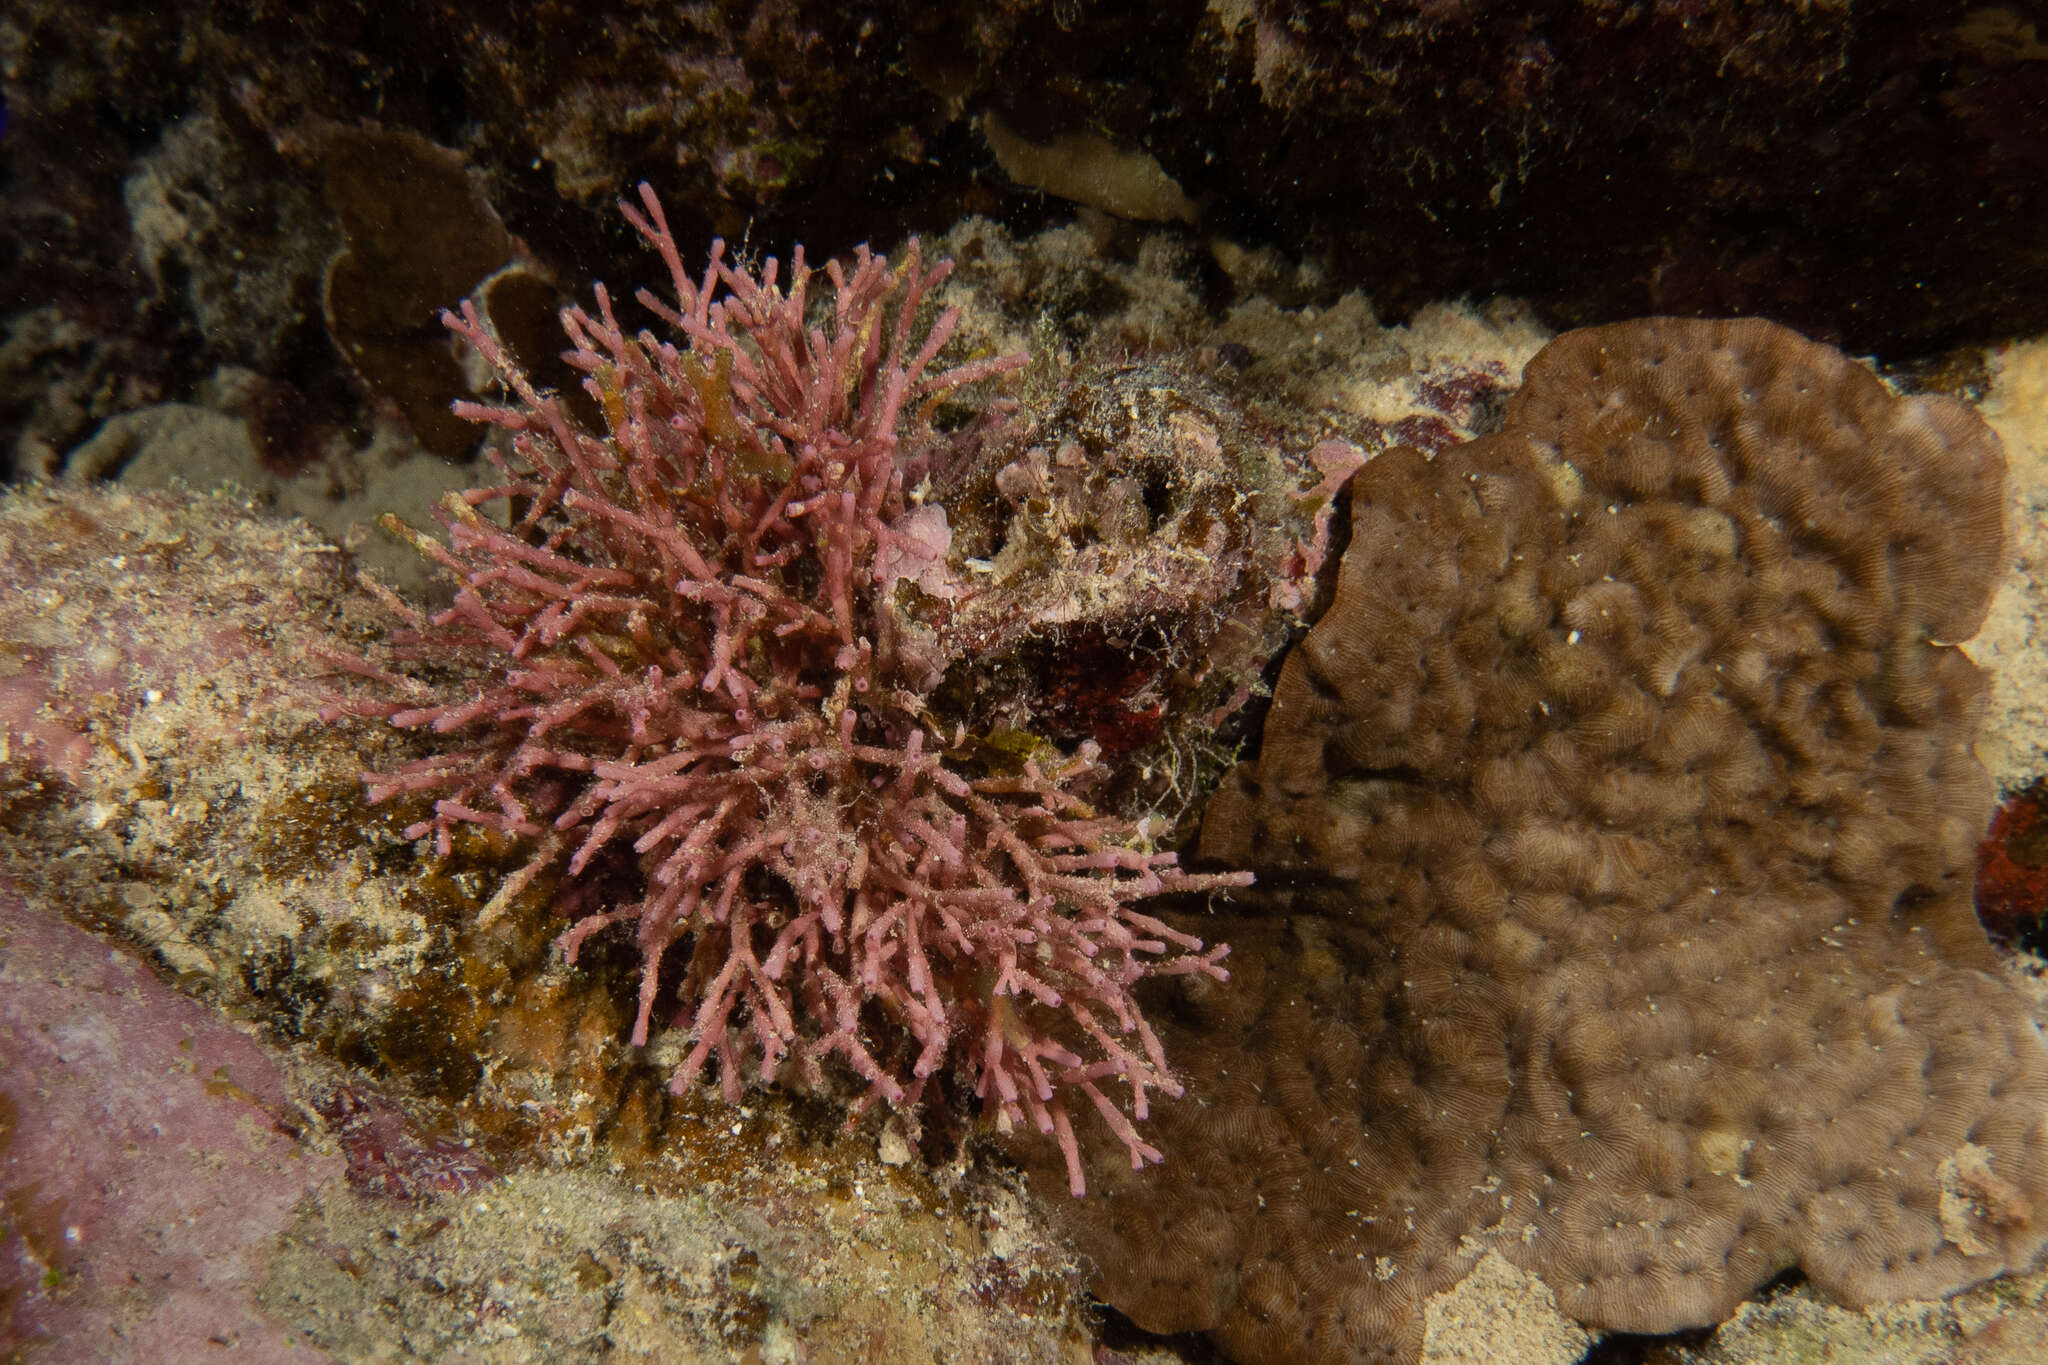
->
xmin=1025 ymin=318 xmax=2048 ymax=1364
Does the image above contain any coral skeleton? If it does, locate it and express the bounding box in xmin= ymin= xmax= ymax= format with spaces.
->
xmin=326 ymin=184 xmax=1245 ymax=1193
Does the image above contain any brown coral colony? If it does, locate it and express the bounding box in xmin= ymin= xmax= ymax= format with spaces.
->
xmin=1023 ymin=318 xmax=2048 ymax=1363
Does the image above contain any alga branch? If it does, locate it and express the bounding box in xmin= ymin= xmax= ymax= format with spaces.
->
xmin=321 ymin=183 xmax=1249 ymax=1197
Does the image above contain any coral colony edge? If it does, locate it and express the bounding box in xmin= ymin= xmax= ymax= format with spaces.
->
xmin=316 ymin=186 xmax=2048 ymax=1365
xmin=322 ymin=184 xmax=1249 ymax=1200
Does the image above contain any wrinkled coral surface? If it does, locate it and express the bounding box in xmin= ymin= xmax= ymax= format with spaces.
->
xmin=1025 ymin=318 xmax=2048 ymax=1364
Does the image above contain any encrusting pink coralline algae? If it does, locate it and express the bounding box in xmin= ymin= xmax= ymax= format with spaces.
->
xmin=325 ymin=183 xmax=1248 ymax=1194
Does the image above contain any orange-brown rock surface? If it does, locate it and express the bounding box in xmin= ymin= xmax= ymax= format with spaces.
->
xmin=1024 ymin=318 xmax=2047 ymax=1364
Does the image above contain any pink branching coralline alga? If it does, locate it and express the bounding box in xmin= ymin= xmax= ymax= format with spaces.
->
xmin=327 ymin=185 xmax=1245 ymax=1193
